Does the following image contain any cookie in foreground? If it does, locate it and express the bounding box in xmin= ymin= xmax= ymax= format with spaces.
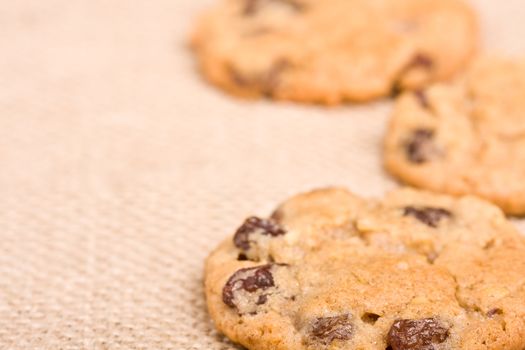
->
xmin=191 ymin=0 xmax=478 ymax=104
xmin=384 ymin=56 xmax=525 ymax=215
xmin=205 ymin=187 xmax=525 ymax=350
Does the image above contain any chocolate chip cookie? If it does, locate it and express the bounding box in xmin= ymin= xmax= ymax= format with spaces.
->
xmin=191 ymin=0 xmax=478 ymax=104
xmin=205 ymin=187 xmax=525 ymax=349
xmin=384 ymin=57 xmax=525 ymax=216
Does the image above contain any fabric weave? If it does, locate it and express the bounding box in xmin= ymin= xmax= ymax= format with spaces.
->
xmin=0 ymin=0 xmax=523 ymax=348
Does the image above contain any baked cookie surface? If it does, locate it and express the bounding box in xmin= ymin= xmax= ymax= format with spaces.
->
xmin=384 ymin=57 xmax=525 ymax=216
xmin=205 ymin=188 xmax=525 ymax=350
xmin=191 ymin=0 xmax=478 ymax=104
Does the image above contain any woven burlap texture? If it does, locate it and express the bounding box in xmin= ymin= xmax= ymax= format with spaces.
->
xmin=1 ymin=1 xmax=524 ymax=349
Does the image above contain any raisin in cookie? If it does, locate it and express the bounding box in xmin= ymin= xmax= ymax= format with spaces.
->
xmin=191 ymin=0 xmax=478 ymax=104
xmin=205 ymin=188 xmax=525 ymax=350
xmin=384 ymin=57 xmax=525 ymax=216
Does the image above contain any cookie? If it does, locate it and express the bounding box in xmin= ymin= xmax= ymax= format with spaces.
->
xmin=205 ymin=188 xmax=525 ymax=350
xmin=191 ymin=0 xmax=478 ymax=104
xmin=384 ymin=57 xmax=525 ymax=216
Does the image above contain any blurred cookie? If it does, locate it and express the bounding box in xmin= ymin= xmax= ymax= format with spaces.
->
xmin=191 ymin=0 xmax=478 ymax=104
xmin=205 ymin=188 xmax=525 ymax=349
xmin=385 ymin=57 xmax=525 ymax=215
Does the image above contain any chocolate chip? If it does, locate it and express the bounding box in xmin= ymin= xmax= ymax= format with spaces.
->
xmin=391 ymin=83 xmax=403 ymax=98
xmin=243 ymin=0 xmax=304 ymax=16
xmin=387 ymin=318 xmax=449 ymax=350
xmin=407 ymin=54 xmax=434 ymax=71
xmin=310 ymin=314 xmax=354 ymax=344
xmin=403 ymin=206 xmax=452 ymax=228
xmin=404 ymin=129 xmax=436 ymax=164
xmin=414 ymin=90 xmax=429 ymax=109
xmin=233 ymin=216 xmax=286 ymax=251
xmin=237 ymin=253 xmax=248 ymax=261
xmin=391 ymin=54 xmax=434 ymax=97
xmin=222 ymin=265 xmax=275 ymax=308
xmin=487 ymin=308 xmax=503 ymax=318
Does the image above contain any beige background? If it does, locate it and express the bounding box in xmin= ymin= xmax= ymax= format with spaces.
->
xmin=1 ymin=0 xmax=524 ymax=349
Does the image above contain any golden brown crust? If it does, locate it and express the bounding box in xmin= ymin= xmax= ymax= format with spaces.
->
xmin=384 ymin=57 xmax=525 ymax=215
xmin=191 ymin=0 xmax=478 ymax=104
xmin=205 ymin=187 xmax=525 ymax=349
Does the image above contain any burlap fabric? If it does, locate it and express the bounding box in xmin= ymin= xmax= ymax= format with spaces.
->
xmin=1 ymin=1 xmax=524 ymax=349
